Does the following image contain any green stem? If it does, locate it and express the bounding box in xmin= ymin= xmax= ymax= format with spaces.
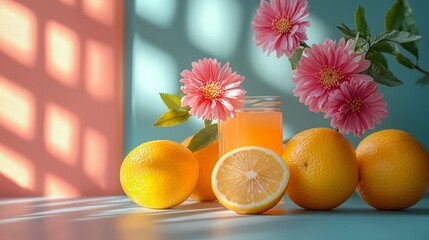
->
xmin=413 ymin=63 xmax=429 ymax=76
xmin=300 ymin=41 xmax=310 ymax=48
xmin=204 ymin=119 xmax=212 ymax=128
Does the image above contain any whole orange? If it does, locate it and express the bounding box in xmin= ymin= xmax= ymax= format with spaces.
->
xmin=120 ymin=140 xmax=199 ymax=209
xmin=182 ymin=136 xmax=219 ymax=201
xmin=282 ymin=128 xmax=358 ymax=210
xmin=356 ymin=129 xmax=429 ymax=210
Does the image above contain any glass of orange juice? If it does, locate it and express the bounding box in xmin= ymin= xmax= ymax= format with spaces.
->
xmin=218 ymin=96 xmax=283 ymax=157
xmin=218 ymin=96 xmax=284 ymax=204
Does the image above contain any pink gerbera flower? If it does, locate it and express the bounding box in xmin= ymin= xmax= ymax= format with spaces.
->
xmin=252 ymin=0 xmax=310 ymax=58
xmin=180 ymin=58 xmax=246 ymax=121
xmin=292 ymin=38 xmax=372 ymax=112
xmin=325 ymin=79 xmax=388 ymax=137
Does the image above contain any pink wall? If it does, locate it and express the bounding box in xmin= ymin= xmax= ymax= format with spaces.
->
xmin=0 ymin=0 xmax=124 ymax=196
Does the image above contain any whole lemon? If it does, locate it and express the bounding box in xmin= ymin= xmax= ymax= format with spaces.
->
xmin=282 ymin=128 xmax=358 ymax=210
xmin=120 ymin=140 xmax=199 ymax=209
xmin=356 ymin=129 xmax=429 ymax=210
xmin=182 ymin=137 xmax=219 ymax=201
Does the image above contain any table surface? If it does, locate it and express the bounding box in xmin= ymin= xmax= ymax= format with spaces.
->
xmin=0 ymin=194 xmax=428 ymax=240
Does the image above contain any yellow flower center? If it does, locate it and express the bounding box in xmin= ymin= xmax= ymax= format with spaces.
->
xmin=318 ymin=67 xmax=344 ymax=89
xmin=272 ymin=17 xmax=290 ymax=34
xmin=202 ymin=82 xmax=222 ymax=99
xmin=348 ymin=98 xmax=362 ymax=113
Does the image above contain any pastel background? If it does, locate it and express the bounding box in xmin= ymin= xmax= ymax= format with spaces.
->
xmin=1 ymin=0 xmax=428 ymax=196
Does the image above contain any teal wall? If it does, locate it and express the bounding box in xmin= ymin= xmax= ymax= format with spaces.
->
xmin=125 ymin=0 xmax=429 ymax=154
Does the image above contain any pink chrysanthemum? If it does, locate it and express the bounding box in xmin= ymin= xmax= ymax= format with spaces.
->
xmin=292 ymin=38 xmax=372 ymax=113
xmin=325 ymin=79 xmax=388 ymax=137
xmin=252 ymin=0 xmax=310 ymax=58
xmin=180 ymin=58 xmax=246 ymax=121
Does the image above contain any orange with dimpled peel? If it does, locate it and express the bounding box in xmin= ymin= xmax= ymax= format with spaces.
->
xmin=282 ymin=128 xmax=358 ymax=210
xmin=356 ymin=129 xmax=429 ymax=210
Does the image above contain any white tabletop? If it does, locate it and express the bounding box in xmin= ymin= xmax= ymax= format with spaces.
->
xmin=1 ymin=194 xmax=428 ymax=240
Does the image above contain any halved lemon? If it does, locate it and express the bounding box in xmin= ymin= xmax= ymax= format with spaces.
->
xmin=212 ymin=146 xmax=289 ymax=214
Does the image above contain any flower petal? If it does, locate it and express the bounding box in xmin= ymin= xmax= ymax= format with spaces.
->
xmin=179 ymin=58 xmax=245 ymax=120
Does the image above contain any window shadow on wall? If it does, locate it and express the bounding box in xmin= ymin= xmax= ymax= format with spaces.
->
xmin=0 ymin=0 xmax=124 ymax=196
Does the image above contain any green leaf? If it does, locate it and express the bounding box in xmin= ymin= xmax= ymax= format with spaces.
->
xmin=371 ymin=30 xmax=421 ymax=45
xmin=395 ymin=53 xmax=415 ymax=69
xmin=356 ymin=38 xmax=371 ymax=53
xmin=364 ymin=61 xmax=403 ymax=87
xmin=370 ymin=41 xmax=398 ymax=55
xmin=337 ymin=23 xmax=358 ymax=38
xmin=416 ymin=76 xmax=429 ymax=86
xmin=187 ymin=124 xmax=218 ymax=152
xmin=351 ymin=32 xmax=371 ymax=54
xmin=177 ymin=89 xmax=185 ymax=98
xmin=153 ymin=109 xmax=191 ymax=127
xmin=400 ymin=41 xmax=419 ymax=60
xmin=385 ymin=0 xmax=419 ymax=58
xmin=289 ymin=47 xmax=304 ymax=70
xmin=159 ymin=93 xmax=182 ymax=110
xmin=351 ymin=32 xmax=360 ymax=51
xmin=355 ymin=6 xmax=371 ymax=37
xmin=366 ymin=52 xmax=388 ymax=68
xmin=385 ymin=0 xmax=406 ymax=30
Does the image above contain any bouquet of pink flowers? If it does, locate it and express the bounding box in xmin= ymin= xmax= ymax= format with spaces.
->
xmin=154 ymin=0 xmax=428 ymax=150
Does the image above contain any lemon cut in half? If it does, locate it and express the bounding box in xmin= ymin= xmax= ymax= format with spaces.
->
xmin=212 ymin=146 xmax=289 ymax=214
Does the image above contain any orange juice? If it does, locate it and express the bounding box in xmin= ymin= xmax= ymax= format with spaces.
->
xmin=218 ymin=96 xmax=283 ymax=157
